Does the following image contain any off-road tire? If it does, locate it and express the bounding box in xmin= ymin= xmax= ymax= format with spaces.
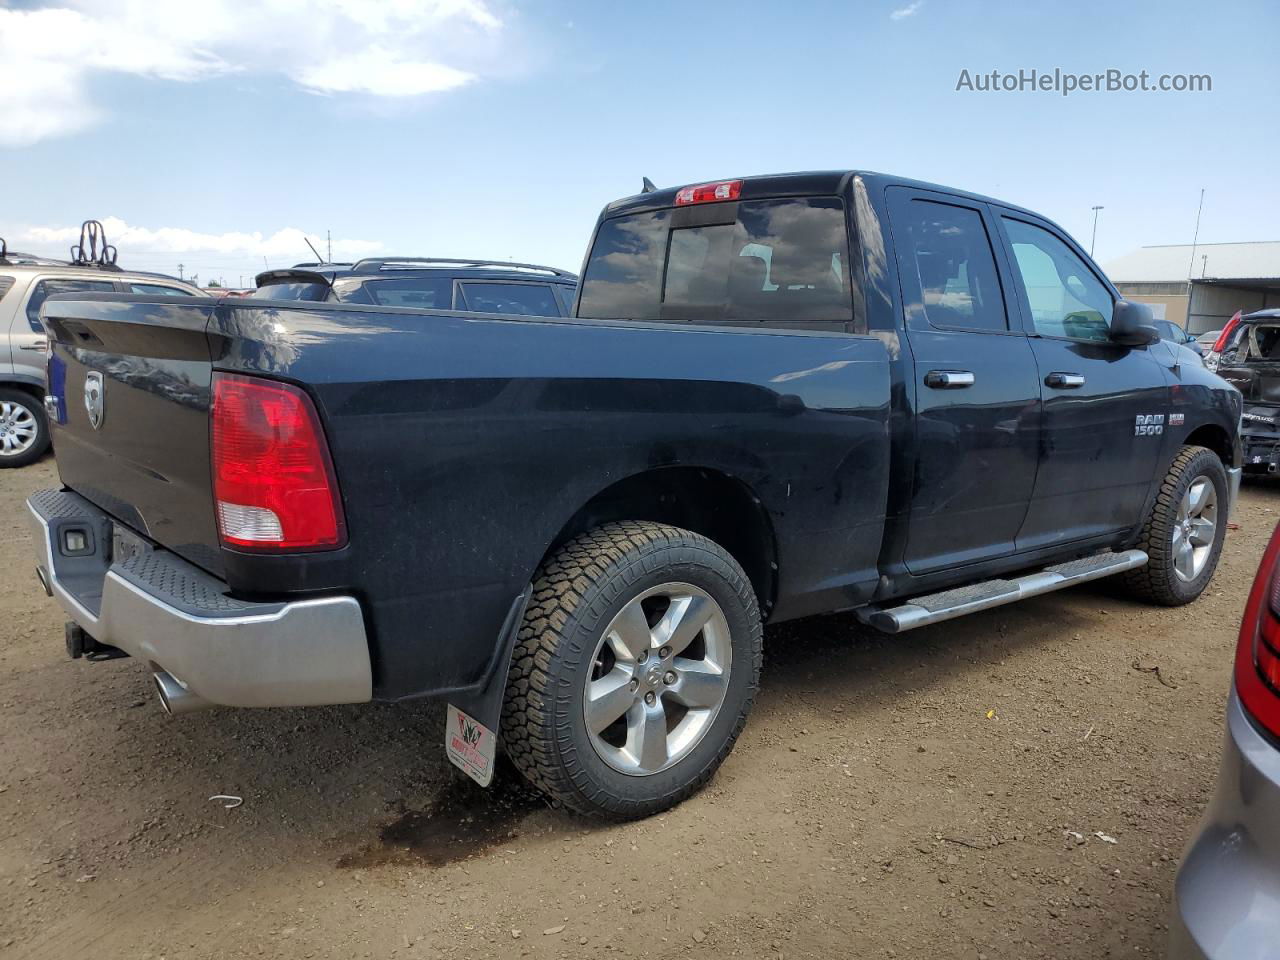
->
xmin=501 ymin=521 xmax=762 ymax=820
xmin=1122 ymin=445 xmax=1228 ymax=606
xmin=0 ymin=388 xmax=50 ymax=469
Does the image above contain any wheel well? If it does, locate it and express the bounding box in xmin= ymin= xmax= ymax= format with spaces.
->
xmin=542 ymin=466 xmax=778 ymax=616
xmin=0 ymin=379 xmax=44 ymax=400
xmin=1184 ymin=424 xmax=1232 ymax=466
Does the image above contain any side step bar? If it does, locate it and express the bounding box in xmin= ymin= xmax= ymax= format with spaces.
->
xmin=862 ymin=550 xmax=1148 ymax=634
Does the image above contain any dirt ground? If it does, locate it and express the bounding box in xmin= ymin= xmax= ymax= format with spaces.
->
xmin=0 ymin=457 xmax=1272 ymax=960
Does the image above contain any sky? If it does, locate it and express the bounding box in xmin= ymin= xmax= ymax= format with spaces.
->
xmin=0 ymin=0 xmax=1276 ymax=287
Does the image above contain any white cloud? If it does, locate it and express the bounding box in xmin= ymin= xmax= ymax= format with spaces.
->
xmin=5 ymin=217 xmax=383 ymax=274
xmin=890 ymin=1 xmax=925 ymax=19
xmin=0 ymin=0 xmax=503 ymax=147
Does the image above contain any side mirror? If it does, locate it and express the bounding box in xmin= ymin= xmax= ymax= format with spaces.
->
xmin=1110 ymin=300 xmax=1160 ymax=347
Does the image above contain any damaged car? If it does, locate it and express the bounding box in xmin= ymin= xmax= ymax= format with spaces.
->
xmin=1208 ymin=308 xmax=1280 ymax=474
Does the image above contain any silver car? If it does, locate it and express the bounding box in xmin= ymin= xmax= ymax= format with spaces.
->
xmin=0 ymin=237 xmax=204 ymax=466
xmin=1171 ymin=523 xmax=1280 ymax=958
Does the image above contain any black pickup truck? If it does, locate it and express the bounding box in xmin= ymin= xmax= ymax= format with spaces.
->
xmin=29 ymin=171 xmax=1241 ymax=819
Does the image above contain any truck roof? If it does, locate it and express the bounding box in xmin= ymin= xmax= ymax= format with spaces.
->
xmin=603 ymin=170 xmax=1044 ymax=221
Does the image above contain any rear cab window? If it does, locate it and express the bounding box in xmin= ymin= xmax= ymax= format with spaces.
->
xmin=578 ymin=196 xmax=854 ymax=328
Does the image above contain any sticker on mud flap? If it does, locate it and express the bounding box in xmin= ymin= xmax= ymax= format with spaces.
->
xmin=1134 ymin=413 xmax=1164 ymax=437
xmin=445 ymin=704 xmax=496 ymax=787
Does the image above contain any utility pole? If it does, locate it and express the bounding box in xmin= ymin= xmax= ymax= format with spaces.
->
xmin=1186 ymin=188 xmax=1206 ymax=323
xmin=178 ymin=263 xmax=184 ymax=280
xmin=1187 ymin=188 xmax=1206 ymax=281
xmin=1089 ymin=206 xmax=1104 ymax=256
xmin=327 ymin=229 xmax=332 ymax=263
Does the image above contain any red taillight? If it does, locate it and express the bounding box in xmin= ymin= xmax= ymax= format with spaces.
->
xmin=674 ymin=180 xmax=743 ymax=206
xmin=1236 ymin=523 xmax=1280 ymax=739
xmin=210 ymin=373 xmax=346 ymax=552
xmin=1212 ymin=310 xmax=1243 ymax=354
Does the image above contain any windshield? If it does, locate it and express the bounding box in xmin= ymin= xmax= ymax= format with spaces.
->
xmin=578 ymin=196 xmax=852 ymax=323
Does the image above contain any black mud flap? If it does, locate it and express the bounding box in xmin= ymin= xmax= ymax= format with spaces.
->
xmin=447 ymin=587 xmax=531 ymax=739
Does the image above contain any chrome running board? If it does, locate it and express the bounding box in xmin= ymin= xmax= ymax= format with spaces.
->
xmin=863 ymin=550 xmax=1148 ymax=634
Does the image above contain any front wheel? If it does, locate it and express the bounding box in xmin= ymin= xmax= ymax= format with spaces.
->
xmin=501 ymin=521 xmax=762 ymax=819
xmin=1123 ymin=445 xmax=1228 ymax=606
xmin=0 ymin=388 xmax=50 ymax=468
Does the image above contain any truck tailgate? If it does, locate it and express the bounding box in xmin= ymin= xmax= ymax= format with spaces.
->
xmin=43 ymin=294 xmax=224 ymax=577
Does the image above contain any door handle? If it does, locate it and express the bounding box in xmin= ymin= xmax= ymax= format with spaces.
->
xmin=1045 ymin=372 xmax=1085 ymax=389
xmin=924 ymin=370 xmax=975 ymax=389
xmin=18 ymin=340 xmax=47 ymax=352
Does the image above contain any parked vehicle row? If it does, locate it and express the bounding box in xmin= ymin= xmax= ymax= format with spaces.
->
xmin=27 ymin=170 xmax=1241 ymax=823
xmin=253 ymin=257 xmax=578 ymax=316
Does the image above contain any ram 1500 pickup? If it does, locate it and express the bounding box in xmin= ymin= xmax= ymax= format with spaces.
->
xmin=28 ymin=171 xmax=1242 ymax=819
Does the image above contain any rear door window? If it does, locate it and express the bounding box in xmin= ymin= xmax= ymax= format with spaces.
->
xmin=578 ymin=197 xmax=853 ymax=325
xmin=889 ymin=198 xmax=1008 ymax=333
xmin=26 ymin=278 xmax=115 ymax=331
xmin=459 ymin=282 xmax=560 ymax=316
xmin=361 ymin=277 xmax=454 ymax=309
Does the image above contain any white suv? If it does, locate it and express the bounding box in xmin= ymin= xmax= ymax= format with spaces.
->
xmin=0 ymin=243 xmax=205 ymax=467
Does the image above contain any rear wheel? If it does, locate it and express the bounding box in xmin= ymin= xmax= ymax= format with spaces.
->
xmin=501 ymin=521 xmax=762 ymax=819
xmin=1123 ymin=445 xmax=1228 ymax=605
xmin=0 ymin=389 xmax=49 ymax=468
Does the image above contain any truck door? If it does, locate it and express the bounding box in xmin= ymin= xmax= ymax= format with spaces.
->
xmin=993 ymin=212 xmax=1168 ymax=550
xmin=887 ymin=188 xmax=1042 ymax=575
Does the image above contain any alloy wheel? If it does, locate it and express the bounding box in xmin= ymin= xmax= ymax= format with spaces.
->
xmin=1172 ymin=476 xmax=1217 ymax=582
xmin=583 ymin=582 xmax=732 ymax=776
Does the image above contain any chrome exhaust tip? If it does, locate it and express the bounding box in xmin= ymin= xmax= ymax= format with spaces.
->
xmin=152 ymin=670 xmax=213 ymax=716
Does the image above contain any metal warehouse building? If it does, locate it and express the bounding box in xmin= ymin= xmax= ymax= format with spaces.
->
xmin=1103 ymin=241 xmax=1280 ymax=336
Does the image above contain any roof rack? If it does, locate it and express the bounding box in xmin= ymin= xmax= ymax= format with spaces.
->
xmin=0 ymin=237 xmax=68 ymax=267
xmin=69 ymin=220 xmax=121 ymax=272
xmin=349 ymin=257 xmax=577 ymax=279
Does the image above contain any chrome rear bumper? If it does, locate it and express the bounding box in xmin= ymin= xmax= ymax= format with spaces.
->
xmin=28 ymin=488 xmax=372 ymax=710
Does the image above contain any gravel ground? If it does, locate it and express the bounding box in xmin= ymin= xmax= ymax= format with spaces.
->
xmin=0 ymin=456 xmax=1273 ymax=960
